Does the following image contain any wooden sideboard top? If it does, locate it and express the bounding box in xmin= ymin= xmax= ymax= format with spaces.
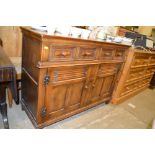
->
xmin=20 ymin=27 xmax=131 ymax=48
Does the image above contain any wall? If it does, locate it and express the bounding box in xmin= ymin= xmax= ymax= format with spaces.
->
xmin=0 ymin=26 xmax=22 ymax=57
xmin=138 ymin=26 xmax=155 ymax=36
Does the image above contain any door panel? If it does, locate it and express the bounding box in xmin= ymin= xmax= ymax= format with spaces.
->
xmin=100 ymin=75 xmax=115 ymax=98
xmin=91 ymin=78 xmax=104 ymax=100
xmin=46 ymin=85 xmax=67 ymax=116
xmin=45 ymin=80 xmax=86 ymax=117
xmin=66 ymin=82 xmax=84 ymax=107
xmin=90 ymin=75 xmax=115 ymax=103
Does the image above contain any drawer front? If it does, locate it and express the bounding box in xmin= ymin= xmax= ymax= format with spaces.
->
xmin=49 ymin=45 xmax=77 ymax=61
xmin=77 ymin=47 xmax=98 ymax=60
xmin=121 ymin=82 xmax=138 ymax=96
xmin=49 ymin=66 xmax=88 ymax=84
xmin=100 ymin=48 xmax=114 ymax=60
xmin=121 ymin=77 xmax=150 ymax=96
xmin=113 ymin=49 xmax=125 ymax=60
xmin=149 ymin=55 xmax=155 ymax=65
xmin=131 ymin=54 xmax=149 ymax=67
xmin=97 ymin=64 xmax=120 ymax=77
xmin=146 ymin=67 xmax=155 ymax=75
xmin=126 ymin=68 xmax=146 ymax=83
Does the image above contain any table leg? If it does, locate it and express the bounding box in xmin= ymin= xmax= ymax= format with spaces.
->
xmin=0 ymin=85 xmax=9 ymax=129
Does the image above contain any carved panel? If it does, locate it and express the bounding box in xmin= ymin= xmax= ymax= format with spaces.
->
xmin=77 ymin=47 xmax=98 ymax=60
xmin=97 ymin=64 xmax=119 ymax=77
xmin=49 ymin=66 xmax=88 ymax=83
xmin=114 ymin=49 xmax=125 ymax=60
xmin=49 ymin=45 xmax=77 ymax=61
xmin=100 ymin=48 xmax=114 ymax=60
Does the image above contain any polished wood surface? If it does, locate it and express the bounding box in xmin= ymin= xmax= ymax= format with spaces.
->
xmin=112 ymin=48 xmax=155 ymax=104
xmin=21 ymin=27 xmax=130 ymax=128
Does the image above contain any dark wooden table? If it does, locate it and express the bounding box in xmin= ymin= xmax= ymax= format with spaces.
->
xmin=0 ymin=46 xmax=17 ymax=129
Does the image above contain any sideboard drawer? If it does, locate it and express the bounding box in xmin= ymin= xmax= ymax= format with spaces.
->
xmin=113 ymin=49 xmax=125 ymax=60
xmin=49 ymin=45 xmax=77 ymax=62
xmin=126 ymin=68 xmax=146 ymax=83
xmin=121 ymin=82 xmax=138 ymax=96
xmin=77 ymin=47 xmax=98 ymax=60
xmin=97 ymin=64 xmax=119 ymax=77
xmin=149 ymin=55 xmax=155 ymax=65
xmin=131 ymin=54 xmax=149 ymax=67
xmin=49 ymin=66 xmax=88 ymax=84
xmin=121 ymin=77 xmax=150 ymax=96
xmin=100 ymin=48 xmax=114 ymax=60
xmin=146 ymin=67 xmax=155 ymax=75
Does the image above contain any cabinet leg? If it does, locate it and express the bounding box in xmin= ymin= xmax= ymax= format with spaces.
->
xmin=15 ymin=81 xmax=20 ymax=105
xmin=21 ymin=103 xmax=24 ymax=111
xmin=149 ymin=85 xmax=155 ymax=89
xmin=0 ymin=102 xmax=9 ymax=129
xmin=105 ymin=100 xmax=110 ymax=104
xmin=0 ymin=84 xmax=9 ymax=129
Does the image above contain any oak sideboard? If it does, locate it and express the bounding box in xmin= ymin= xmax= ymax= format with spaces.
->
xmin=21 ymin=27 xmax=130 ymax=128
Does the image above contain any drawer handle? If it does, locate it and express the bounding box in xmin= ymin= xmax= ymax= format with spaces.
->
xmin=92 ymin=84 xmax=95 ymax=87
xmin=57 ymin=51 xmax=70 ymax=57
xmin=116 ymin=52 xmax=122 ymax=56
xmin=126 ymin=87 xmax=130 ymax=90
xmin=82 ymin=52 xmax=92 ymax=56
xmin=104 ymin=52 xmax=111 ymax=56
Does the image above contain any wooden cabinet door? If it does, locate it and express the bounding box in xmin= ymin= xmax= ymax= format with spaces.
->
xmin=90 ymin=75 xmax=116 ymax=102
xmin=44 ymin=66 xmax=88 ymax=119
xmin=83 ymin=64 xmax=120 ymax=105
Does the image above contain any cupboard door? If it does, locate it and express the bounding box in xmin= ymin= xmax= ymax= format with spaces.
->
xmin=90 ymin=75 xmax=116 ymax=103
xmin=45 ymin=79 xmax=86 ymax=118
xmin=83 ymin=64 xmax=119 ymax=105
xmin=44 ymin=66 xmax=88 ymax=118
